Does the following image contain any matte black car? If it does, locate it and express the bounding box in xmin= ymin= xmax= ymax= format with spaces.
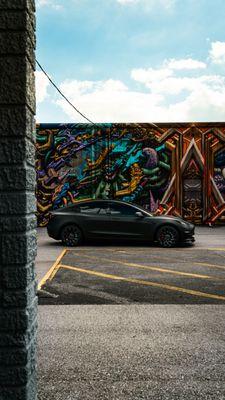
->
xmin=47 ymin=199 xmax=195 ymax=248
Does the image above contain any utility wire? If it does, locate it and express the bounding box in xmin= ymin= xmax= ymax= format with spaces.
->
xmin=36 ymin=59 xmax=164 ymax=133
xmin=36 ymin=59 xmax=96 ymax=125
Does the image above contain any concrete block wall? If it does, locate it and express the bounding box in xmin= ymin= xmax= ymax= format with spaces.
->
xmin=0 ymin=1 xmax=37 ymax=399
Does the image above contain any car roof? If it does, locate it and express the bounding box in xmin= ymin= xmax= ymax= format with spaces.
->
xmin=65 ymin=199 xmax=140 ymax=208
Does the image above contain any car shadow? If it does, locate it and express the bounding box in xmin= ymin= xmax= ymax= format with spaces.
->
xmin=46 ymin=238 xmax=194 ymax=248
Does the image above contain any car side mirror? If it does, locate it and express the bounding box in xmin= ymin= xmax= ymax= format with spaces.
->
xmin=135 ymin=211 xmax=144 ymax=218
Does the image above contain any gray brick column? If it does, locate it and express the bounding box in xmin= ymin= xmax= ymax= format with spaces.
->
xmin=0 ymin=1 xmax=37 ymax=399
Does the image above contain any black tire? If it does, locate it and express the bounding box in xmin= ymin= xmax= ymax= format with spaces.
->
xmin=61 ymin=225 xmax=83 ymax=247
xmin=156 ymin=225 xmax=179 ymax=248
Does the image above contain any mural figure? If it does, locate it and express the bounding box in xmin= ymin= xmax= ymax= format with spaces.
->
xmin=214 ymin=149 xmax=225 ymax=200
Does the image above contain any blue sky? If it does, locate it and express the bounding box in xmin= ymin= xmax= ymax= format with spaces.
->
xmin=36 ymin=0 xmax=225 ymax=123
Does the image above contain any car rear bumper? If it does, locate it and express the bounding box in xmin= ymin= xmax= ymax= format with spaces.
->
xmin=47 ymin=225 xmax=57 ymax=240
xmin=47 ymin=217 xmax=60 ymax=240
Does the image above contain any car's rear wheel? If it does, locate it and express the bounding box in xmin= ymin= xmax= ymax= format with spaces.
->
xmin=61 ymin=225 xmax=83 ymax=247
xmin=156 ymin=226 xmax=179 ymax=248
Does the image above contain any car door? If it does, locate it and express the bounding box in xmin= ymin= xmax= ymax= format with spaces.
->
xmin=77 ymin=202 xmax=112 ymax=238
xmin=108 ymin=202 xmax=153 ymax=240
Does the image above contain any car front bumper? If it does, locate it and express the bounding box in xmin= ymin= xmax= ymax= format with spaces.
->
xmin=181 ymin=227 xmax=195 ymax=244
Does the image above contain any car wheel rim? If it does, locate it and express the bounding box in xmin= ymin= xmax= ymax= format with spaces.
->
xmin=64 ymin=227 xmax=80 ymax=246
xmin=158 ymin=228 xmax=176 ymax=247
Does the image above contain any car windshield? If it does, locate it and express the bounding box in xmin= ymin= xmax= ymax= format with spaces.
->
xmin=126 ymin=202 xmax=153 ymax=217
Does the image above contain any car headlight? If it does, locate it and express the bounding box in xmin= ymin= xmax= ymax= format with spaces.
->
xmin=178 ymin=220 xmax=188 ymax=227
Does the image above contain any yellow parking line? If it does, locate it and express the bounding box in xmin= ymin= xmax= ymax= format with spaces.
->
xmin=204 ymin=248 xmax=225 ymax=252
xmin=70 ymin=253 xmax=222 ymax=281
xmin=38 ymin=249 xmax=68 ymax=290
xmin=196 ymin=262 xmax=225 ymax=271
xmin=123 ymin=254 xmax=225 ymax=272
xmin=59 ymin=264 xmax=225 ymax=302
xmin=121 ymin=261 xmax=222 ymax=280
xmin=112 ymin=253 xmax=225 ymax=272
xmin=164 ymin=247 xmax=225 ymax=252
xmin=66 ymin=248 xmax=225 ymax=271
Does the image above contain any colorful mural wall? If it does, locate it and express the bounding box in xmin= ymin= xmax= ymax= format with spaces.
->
xmin=36 ymin=123 xmax=225 ymax=226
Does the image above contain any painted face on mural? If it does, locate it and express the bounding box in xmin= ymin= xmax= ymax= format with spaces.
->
xmin=214 ymin=150 xmax=225 ymax=198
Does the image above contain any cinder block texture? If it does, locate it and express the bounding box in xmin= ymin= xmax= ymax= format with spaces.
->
xmin=0 ymin=0 xmax=35 ymax=10
xmin=0 ymin=106 xmax=35 ymax=139
xmin=0 ymin=1 xmax=37 ymax=399
xmin=0 ymin=57 xmax=36 ymax=111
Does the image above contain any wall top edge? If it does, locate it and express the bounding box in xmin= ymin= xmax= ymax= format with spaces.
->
xmin=36 ymin=122 xmax=225 ymax=128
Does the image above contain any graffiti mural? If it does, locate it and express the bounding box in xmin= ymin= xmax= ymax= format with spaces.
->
xmin=155 ymin=123 xmax=225 ymax=224
xmin=36 ymin=123 xmax=171 ymax=226
xmin=36 ymin=123 xmax=225 ymax=226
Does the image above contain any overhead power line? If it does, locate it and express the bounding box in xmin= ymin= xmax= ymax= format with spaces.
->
xmin=36 ymin=59 xmax=165 ymax=133
xmin=36 ymin=59 xmax=96 ymax=125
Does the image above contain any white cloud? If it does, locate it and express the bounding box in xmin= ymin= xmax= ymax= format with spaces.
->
xmin=209 ymin=41 xmax=225 ymax=64
xmin=132 ymin=66 xmax=224 ymax=95
xmin=53 ymin=49 xmax=225 ymax=123
xmin=167 ymin=84 xmax=225 ymax=121
xmin=35 ymin=71 xmax=50 ymax=103
xmin=55 ymin=79 xmax=164 ymax=123
xmin=166 ymin=58 xmax=206 ymax=70
xmin=36 ymin=0 xmax=63 ymax=10
xmin=131 ymin=67 xmax=173 ymax=84
xmin=132 ymin=60 xmax=207 ymax=82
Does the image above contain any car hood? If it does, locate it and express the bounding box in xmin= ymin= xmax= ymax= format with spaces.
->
xmin=153 ymin=214 xmax=192 ymax=224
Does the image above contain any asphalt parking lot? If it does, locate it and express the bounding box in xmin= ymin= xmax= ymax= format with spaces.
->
xmin=38 ymin=227 xmax=225 ymax=400
xmin=38 ymin=227 xmax=225 ymax=305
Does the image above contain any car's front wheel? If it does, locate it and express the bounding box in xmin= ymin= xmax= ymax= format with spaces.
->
xmin=156 ymin=226 xmax=179 ymax=248
xmin=61 ymin=225 xmax=83 ymax=247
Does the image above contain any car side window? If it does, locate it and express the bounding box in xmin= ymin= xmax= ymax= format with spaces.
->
xmin=79 ymin=204 xmax=101 ymax=214
xmin=98 ymin=207 xmax=109 ymax=215
xmin=109 ymin=204 xmax=137 ymax=216
xmin=96 ymin=202 xmax=110 ymax=215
